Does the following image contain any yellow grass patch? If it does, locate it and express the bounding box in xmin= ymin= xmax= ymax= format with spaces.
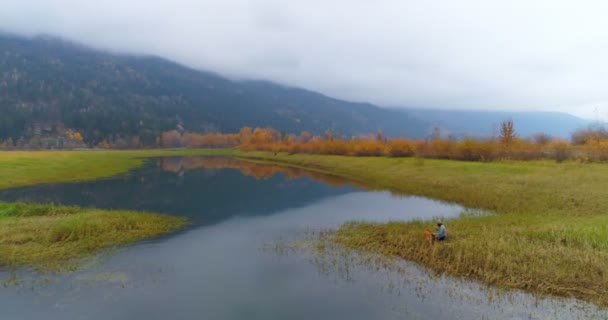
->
xmin=0 ymin=202 xmax=186 ymax=271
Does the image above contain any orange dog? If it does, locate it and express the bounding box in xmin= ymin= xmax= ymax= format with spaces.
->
xmin=423 ymin=228 xmax=433 ymax=244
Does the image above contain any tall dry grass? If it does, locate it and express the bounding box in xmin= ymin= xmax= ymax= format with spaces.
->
xmin=236 ymin=151 xmax=608 ymax=306
xmin=0 ymin=202 xmax=186 ymax=271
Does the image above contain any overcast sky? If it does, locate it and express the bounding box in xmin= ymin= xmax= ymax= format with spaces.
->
xmin=1 ymin=0 xmax=608 ymax=119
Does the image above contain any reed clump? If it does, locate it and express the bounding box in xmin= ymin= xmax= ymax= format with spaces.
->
xmin=0 ymin=202 xmax=186 ymax=271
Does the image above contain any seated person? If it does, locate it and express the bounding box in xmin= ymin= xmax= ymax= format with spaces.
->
xmin=433 ymin=220 xmax=446 ymax=241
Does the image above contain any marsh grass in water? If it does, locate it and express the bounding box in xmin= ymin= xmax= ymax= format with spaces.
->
xmin=332 ymin=216 xmax=608 ymax=303
xmin=5 ymin=150 xmax=608 ymax=306
xmin=271 ymin=230 xmax=606 ymax=319
xmin=238 ymin=152 xmax=608 ymax=307
xmin=0 ymin=202 xmax=186 ymax=271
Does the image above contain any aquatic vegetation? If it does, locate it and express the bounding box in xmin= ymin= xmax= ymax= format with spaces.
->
xmin=287 ymin=233 xmax=608 ymax=320
xmin=0 ymin=202 xmax=186 ymax=271
xmin=238 ymin=152 xmax=608 ymax=307
xmin=4 ymin=149 xmax=608 ymax=305
xmin=76 ymin=272 xmax=130 ymax=285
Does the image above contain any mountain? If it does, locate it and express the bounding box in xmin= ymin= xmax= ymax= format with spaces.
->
xmin=405 ymin=109 xmax=590 ymax=139
xmin=0 ymin=34 xmax=426 ymax=146
xmin=0 ymin=34 xmax=590 ymax=147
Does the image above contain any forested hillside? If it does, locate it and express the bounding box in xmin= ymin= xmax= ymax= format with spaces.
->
xmin=0 ymin=34 xmax=426 ymax=148
xmin=0 ymin=34 xmax=590 ymax=149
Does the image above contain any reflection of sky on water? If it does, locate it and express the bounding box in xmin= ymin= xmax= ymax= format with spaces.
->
xmin=0 ymin=157 xmax=604 ymax=319
xmin=0 ymin=157 xmax=365 ymax=226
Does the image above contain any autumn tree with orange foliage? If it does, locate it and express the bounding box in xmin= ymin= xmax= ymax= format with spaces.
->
xmin=152 ymin=120 xmax=608 ymax=163
xmin=387 ymin=139 xmax=414 ymax=157
xmin=161 ymin=130 xmax=183 ymax=148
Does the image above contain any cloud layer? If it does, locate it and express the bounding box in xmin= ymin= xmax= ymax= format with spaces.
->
xmin=2 ymin=0 xmax=608 ymax=118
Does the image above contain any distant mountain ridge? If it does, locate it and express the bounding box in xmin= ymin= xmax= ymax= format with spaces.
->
xmin=405 ymin=109 xmax=590 ymax=139
xmin=0 ymin=34 xmax=589 ymax=147
xmin=0 ymin=34 xmax=426 ymax=146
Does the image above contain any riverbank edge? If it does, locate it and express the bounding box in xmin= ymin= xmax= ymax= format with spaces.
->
xmin=0 ymin=149 xmax=235 ymax=190
xmin=233 ymin=151 xmax=608 ymax=307
xmin=0 ymin=202 xmax=187 ymax=271
xmin=0 ymin=150 xmax=230 ymax=271
xmin=2 ymin=149 xmax=608 ymax=305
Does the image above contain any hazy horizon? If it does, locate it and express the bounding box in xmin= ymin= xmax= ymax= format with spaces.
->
xmin=2 ymin=1 xmax=608 ymax=120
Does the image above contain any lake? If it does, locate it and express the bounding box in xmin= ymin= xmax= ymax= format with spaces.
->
xmin=0 ymin=156 xmax=604 ymax=319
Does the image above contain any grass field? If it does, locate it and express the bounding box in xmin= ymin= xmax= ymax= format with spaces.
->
xmin=235 ymin=152 xmax=608 ymax=306
xmin=3 ymin=149 xmax=608 ymax=305
xmin=0 ymin=149 xmax=234 ymax=190
xmin=0 ymin=149 xmax=231 ymax=271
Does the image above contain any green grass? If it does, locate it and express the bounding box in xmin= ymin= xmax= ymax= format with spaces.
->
xmin=0 ymin=202 xmax=186 ymax=271
xmin=235 ymin=152 xmax=608 ymax=306
xmin=0 ymin=149 xmax=234 ymax=271
xmin=0 ymin=149 xmax=236 ymax=190
xmin=4 ymin=149 xmax=608 ymax=304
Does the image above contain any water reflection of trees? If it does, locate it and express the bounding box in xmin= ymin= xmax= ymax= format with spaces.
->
xmin=156 ymin=157 xmax=371 ymax=190
xmin=0 ymin=157 xmax=361 ymax=225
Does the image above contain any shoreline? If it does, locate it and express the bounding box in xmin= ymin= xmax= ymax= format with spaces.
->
xmin=234 ymin=151 xmax=608 ymax=307
xmin=2 ymin=149 xmax=608 ymax=306
xmin=0 ymin=202 xmax=186 ymax=271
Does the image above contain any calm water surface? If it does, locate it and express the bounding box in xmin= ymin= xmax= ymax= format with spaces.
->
xmin=0 ymin=157 xmax=604 ymax=319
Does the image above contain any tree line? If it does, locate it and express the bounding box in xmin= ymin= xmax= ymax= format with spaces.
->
xmin=150 ymin=120 xmax=608 ymax=162
xmin=6 ymin=119 xmax=608 ymax=162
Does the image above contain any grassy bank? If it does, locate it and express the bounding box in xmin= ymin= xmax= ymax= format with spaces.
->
xmin=235 ymin=152 xmax=608 ymax=306
xmin=0 ymin=202 xmax=186 ymax=271
xmin=3 ymin=149 xmax=608 ymax=304
xmin=0 ymin=149 xmax=232 ymax=270
xmin=0 ymin=149 xmax=235 ymax=190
